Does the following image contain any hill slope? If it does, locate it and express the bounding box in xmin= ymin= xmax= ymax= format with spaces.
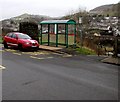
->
xmin=89 ymin=3 xmax=119 ymax=16
xmin=1 ymin=13 xmax=55 ymax=34
xmin=10 ymin=13 xmax=53 ymax=23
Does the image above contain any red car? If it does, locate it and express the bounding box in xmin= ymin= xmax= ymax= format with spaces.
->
xmin=3 ymin=32 xmax=39 ymax=50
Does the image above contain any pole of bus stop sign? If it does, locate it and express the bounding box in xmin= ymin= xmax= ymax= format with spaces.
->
xmin=79 ymin=17 xmax=83 ymax=48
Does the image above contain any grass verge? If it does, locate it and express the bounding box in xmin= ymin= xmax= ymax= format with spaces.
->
xmin=76 ymin=47 xmax=96 ymax=55
xmin=0 ymin=37 xmax=3 ymax=44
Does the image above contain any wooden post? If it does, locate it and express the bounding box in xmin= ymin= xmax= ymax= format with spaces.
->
xmin=66 ymin=24 xmax=68 ymax=48
xmin=40 ymin=24 xmax=42 ymax=45
xmin=56 ymin=24 xmax=58 ymax=47
xmin=74 ymin=24 xmax=76 ymax=48
xmin=48 ymin=24 xmax=50 ymax=46
xmin=113 ymin=36 xmax=118 ymax=57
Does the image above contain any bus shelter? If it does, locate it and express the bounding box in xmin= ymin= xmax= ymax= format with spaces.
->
xmin=40 ymin=19 xmax=76 ymax=48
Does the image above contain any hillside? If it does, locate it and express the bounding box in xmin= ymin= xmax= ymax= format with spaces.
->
xmin=2 ymin=13 xmax=54 ymax=24
xmin=89 ymin=3 xmax=119 ymax=16
xmin=1 ymin=13 xmax=57 ymax=35
xmin=1 ymin=2 xmax=119 ymax=34
xmin=11 ymin=13 xmax=53 ymax=23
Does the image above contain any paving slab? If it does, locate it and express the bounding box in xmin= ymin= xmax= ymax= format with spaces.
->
xmin=39 ymin=45 xmax=63 ymax=51
xmin=101 ymin=56 xmax=120 ymax=65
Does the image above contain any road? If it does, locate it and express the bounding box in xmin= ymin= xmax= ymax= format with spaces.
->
xmin=1 ymin=48 xmax=119 ymax=100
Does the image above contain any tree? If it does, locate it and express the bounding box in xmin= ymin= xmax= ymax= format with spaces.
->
xmin=118 ymin=2 xmax=120 ymax=31
xmin=113 ymin=2 xmax=120 ymax=57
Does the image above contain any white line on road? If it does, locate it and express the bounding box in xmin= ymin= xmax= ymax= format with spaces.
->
xmin=30 ymin=56 xmax=54 ymax=60
xmin=13 ymin=53 xmax=22 ymax=56
xmin=62 ymin=54 xmax=72 ymax=58
xmin=30 ymin=56 xmax=45 ymax=60
xmin=0 ymin=65 xmax=6 ymax=70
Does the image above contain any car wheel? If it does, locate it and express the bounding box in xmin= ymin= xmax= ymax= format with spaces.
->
xmin=4 ymin=42 xmax=8 ymax=49
xmin=18 ymin=44 xmax=23 ymax=51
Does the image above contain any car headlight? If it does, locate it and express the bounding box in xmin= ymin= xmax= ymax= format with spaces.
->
xmin=25 ymin=42 xmax=30 ymax=45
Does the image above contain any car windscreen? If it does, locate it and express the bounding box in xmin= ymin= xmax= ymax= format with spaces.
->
xmin=18 ymin=34 xmax=31 ymax=39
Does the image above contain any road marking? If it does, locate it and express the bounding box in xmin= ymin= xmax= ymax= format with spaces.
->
xmin=47 ymin=57 xmax=54 ymax=59
xmin=22 ymin=51 xmax=50 ymax=55
xmin=30 ymin=56 xmax=53 ymax=60
xmin=5 ymin=49 xmax=16 ymax=52
xmin=0 ymin=65 xmax=6 ymax=70
xmin=30 ymin=56 xmax=45 ymax=60
xmin=62 ymin=54 xmax=72 ymax=58
xmin=35 ymin=57 xmax=45 ymax=60
xmin=13 ymin=53 xmax=21 ymax=56
xmin=0 ymin=50 xmax=4 ymax=52
xmin=53 ymin=53 xmax=63 ymax=56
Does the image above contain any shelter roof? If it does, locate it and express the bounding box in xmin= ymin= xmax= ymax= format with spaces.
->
xmin=40 ymin=19 xmax=76 ymax=24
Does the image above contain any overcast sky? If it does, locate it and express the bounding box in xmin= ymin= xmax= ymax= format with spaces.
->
xmin=0 ymin=0 xmax=120 ymax=20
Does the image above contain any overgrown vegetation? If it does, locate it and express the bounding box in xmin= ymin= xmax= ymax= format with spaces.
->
xmin=0 ymin=37 xmax=3 ymax=43
xmin=66 ymin=44 xmax=96 ymax=55
xmin=76 ymin=47 xmax=96 ymax=55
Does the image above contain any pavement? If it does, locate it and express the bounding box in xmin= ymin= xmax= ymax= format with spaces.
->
xmin=39 ymin=45 xmax=66 ymax=54
xmin=39 ymin=45 xmax=120 ymax=65
xmin=101 ymin=56 xmax=120 ymax=65
xmin=39 ymin=45 xmax=63 ymax=51
xmin=1 ymin=44 xmax=120 ymax=65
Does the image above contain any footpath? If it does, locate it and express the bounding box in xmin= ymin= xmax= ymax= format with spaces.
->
xmin=101 ymin=56 xmax=120 ymax=65
xmin=39 ymin=45 xmax=62 ymax=51
xmin=39 ymin=45 xmax=120 ymax=65
xmin=1 ymin=44 xmax=119 ymax=66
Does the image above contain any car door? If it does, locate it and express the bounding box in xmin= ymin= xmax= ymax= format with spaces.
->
xmin=10 ymin=33 xmax=18 ymax=47
xmin=5 ymin=33 xmax=13 ymax=46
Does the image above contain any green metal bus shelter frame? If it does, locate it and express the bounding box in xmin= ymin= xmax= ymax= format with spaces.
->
xmin=40 ymin=19 xmax=76 ymax=48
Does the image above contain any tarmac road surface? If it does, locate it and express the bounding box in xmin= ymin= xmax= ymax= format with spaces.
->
xmin=2 ymin=49 xmax=119 ymax=100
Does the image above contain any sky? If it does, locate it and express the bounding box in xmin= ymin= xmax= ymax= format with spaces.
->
xmin=0 ymin=0 xmax=120 ymax=20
